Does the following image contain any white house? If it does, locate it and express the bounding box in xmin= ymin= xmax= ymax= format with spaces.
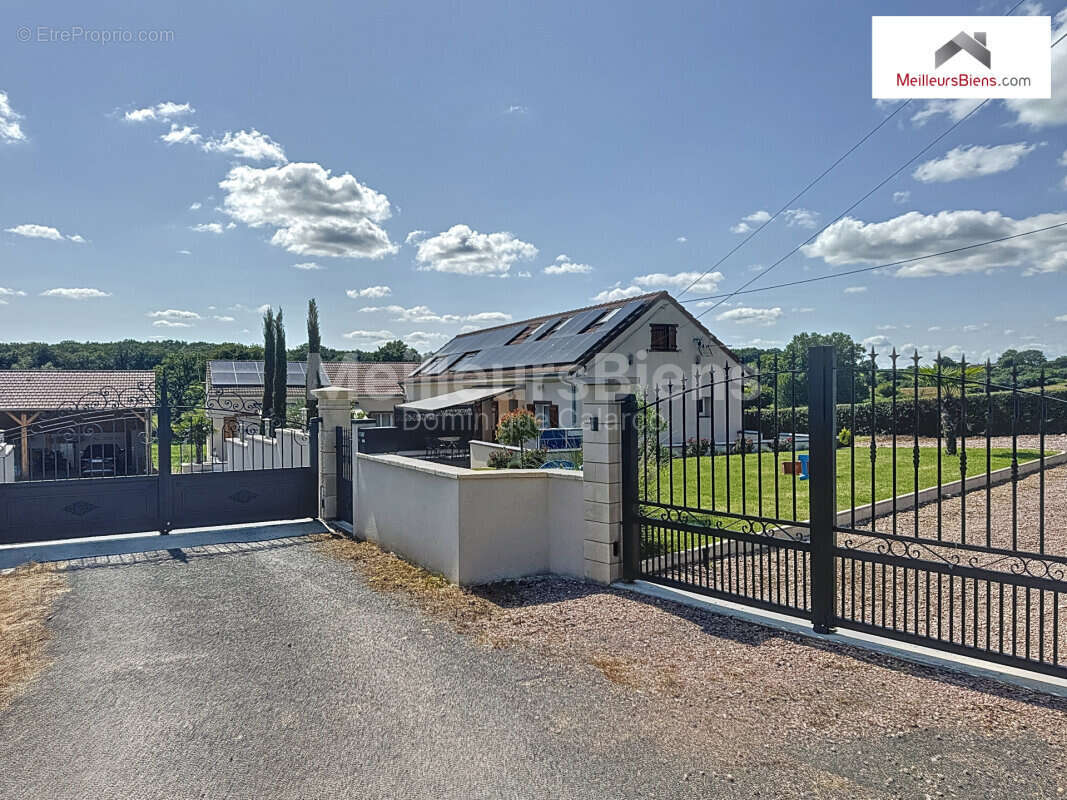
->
xmin=401 ymin=291 xmax=746 ymax=447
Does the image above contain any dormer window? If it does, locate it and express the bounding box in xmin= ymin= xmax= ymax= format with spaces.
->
xmin=536 ymin=317 xmax=571 ymax=340
xmin=581 ymin=307 xmax=621 ymax=334
xmin=507 ymin=323 xmax=540 ymax=345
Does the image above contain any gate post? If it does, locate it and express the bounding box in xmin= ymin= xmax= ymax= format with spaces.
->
xmin=808 ymin=345 xmax=837 ymax=633
xmin=620 ymin=394 xmax=640 ymax=581
xmin=311 ymin=387 xmax=354 ymax=520
xmin=157 ymin=375 xmax=173 ymax=534
xmin=582 ymin=396 xmax=627 ymax=584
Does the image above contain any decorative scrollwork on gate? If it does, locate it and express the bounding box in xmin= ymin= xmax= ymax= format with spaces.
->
xmin=841 ymin=533 xmax=963 ymax=568
xmin=56 ymin=382 xmax=156 ymax=411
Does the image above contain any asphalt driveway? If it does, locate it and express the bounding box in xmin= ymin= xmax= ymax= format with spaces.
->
xmin=0 ymin=536 xmax=727 ymax=800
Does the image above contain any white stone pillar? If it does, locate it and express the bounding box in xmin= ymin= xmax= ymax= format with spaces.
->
xmin=582 ymin=400 xmax=623 ymax=584
xmin=312 ymin=387 xmax=355 ymax=520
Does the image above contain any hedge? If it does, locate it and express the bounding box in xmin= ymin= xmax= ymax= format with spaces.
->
xmin=742 ymin=388 xmax=1067 ymax=438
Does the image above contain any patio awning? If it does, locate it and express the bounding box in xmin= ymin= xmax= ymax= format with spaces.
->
xmin=397 ymin=386 xmax=516 ymax=413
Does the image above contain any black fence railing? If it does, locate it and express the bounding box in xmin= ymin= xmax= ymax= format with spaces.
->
xmin=627 ymin=346 xmax=1067 ymax=678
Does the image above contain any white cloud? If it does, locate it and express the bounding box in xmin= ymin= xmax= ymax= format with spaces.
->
xmin=214 ymin=315 xmax=235 ymax=322
xmin=730 ymin=209 xmax=771 ymax=234
xmin=343 ymin=329 xmax=396 ymax=344
xmin=961 ymin=322 xmax=988 ymax=332
xmin=147 ymin=309 xmax=201 ymax=321
xmin=360 ymin=303 xmax=509 ymax=324
xmin=220 ymin=162 xmax=396 ymax=259
xmin=403 ymin=331 xmax=450 ymax=348
xmin=202 ymin=129 xmax=287 ymax=163
xmin=803 ymin=209 xmax=1067 ymax=277
xmin=910 ymin=99 xmax=984 ymax=126
xmin=843 ymin=286 xmax=868 ymax=294
xmin=0 ymin=287 xmax=26 ymax=305
xmin=189 ymin=202 xmax=202 ymax=211
xmin=124 ymin=101 xmax=194 ymax=123
xmin=634 ymin=270 xmax=724 ymax=295
xmin=405 ymin=230 xmax=428 ymax=245
xmin=876 ymin=324 xmax=897 ymax=331
xmin=928 ymin=326 xmax=942 ymax=332
xmin=190 ymin=222 xmax=224 ymax=234
xmin=543 ymin=254 xmax=593 ymax=275
xmin=5 ymin=223 xmax=85 ymax=242
xmin=517 ymin=270 xmax=532 ymax=278
xmin=892 ymin=190 xmax=911 ymax=204
xmin=0 ymin=91 xmax=27 ymax=143
xmin=782 ymin=208 xmax=819 ymax=228
xmin=346 ymin=285 xmax=392 ymax=299
xmin=862 ymin=335 xmax=893 ymax=349
xmin=161 ymin=124 xmax=203 ymax=146
xmin=506 ymin=105 xmax=529 ymax=114
xmin=40 ymin=287 xmax=111 ymax=300
xmin=912 ymin=143 xmax=1038 ymax=183
xmin=152 ymin=319 xmax=193 ymax=328
xmin=464 ymin=311 xmax=512 ymax=323
xmin=1055 ymin=314 xmax=1067 ymax=322
xmin=591 ymin=283 xmax=646 ymax=303
xmin=792 ymin=306 xmax=815 ymax=313
xmin=292 ymin=262 xmax=324 ymax=271
xmin=676 ymin=236 xmax=687 ymax=243
xmin=178 ymin=249 xmax=192 ymax=255
xmin=414 ymin=224 xmax=537 ymax=276
xmin=714 ymin=306 xmax=783 ymax=325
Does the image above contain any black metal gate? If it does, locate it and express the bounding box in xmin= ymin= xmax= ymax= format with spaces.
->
xmin=0 ymin=377 xmax=318 ymax=545
xmin=624 ymin=345 xmax=1067 ymax=678
xmin=336 ymin=425 xmax=353 ymax=525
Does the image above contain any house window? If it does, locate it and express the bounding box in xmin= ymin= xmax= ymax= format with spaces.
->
xmin=374 ymin=412 xmax=394 ymax=427
xmin=507 ymin=323 xmax=541 ymax=345
xmin=650 ymin=324 xmax=678 ymax=352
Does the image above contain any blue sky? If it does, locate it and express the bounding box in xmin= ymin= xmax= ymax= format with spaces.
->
xmin=1 ymin=0 xmax=1065 ymax=361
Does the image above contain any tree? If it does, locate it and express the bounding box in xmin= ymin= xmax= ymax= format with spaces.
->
xmin=173 ymin=410 xmax=212 ymax=463
xmin=366 ymin=339 xmax=421 ymax=363
xmin=156 ymin=350 xmax=204 ymax=409
xmin=306 ymin=299 xmax=321 ymax=419
xmin=779 ymin=332 xmax=867 ymax=406
xmin=919 ymin=359 xmax=985 ymax=456
xmin=261 ymin=307 xmax=276 ymax=424
xmin=496 ymin=410 xmax=540 ymax=455
xmin=273 ymin=308 xmax=287 ymax=427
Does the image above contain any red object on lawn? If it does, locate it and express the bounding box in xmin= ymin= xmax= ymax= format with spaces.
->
xmin=782 ymin=461 xmax=802 ymax=475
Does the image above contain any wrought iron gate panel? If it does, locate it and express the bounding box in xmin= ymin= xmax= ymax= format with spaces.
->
xmin=631 ymin=354 xmax=814 ymax=617
xmin=0 ymin=377 xmax=321 ymax=544
xmin=336 ymin=425 xmax=353 ymax=524
xmin=0 ymin=476 xmax=159 ymax=545
xmin=625 ymin=345 xmax=1067 ymax=678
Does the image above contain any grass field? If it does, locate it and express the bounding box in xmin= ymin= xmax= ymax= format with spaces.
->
xmin=638 ymin=446 xmax=1041 ymax=523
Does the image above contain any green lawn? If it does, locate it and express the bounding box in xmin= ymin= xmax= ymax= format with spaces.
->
xmin=639 ymin=447 xmax=1040 ymax=524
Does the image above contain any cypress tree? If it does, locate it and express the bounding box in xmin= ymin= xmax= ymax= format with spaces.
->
xmin=306 ymin=298 xmax=321 ymax=419
xmin=261 ymin=307 xmax=275 ymax=424
xmin=273 ymin=307 xmax=287 ymax=426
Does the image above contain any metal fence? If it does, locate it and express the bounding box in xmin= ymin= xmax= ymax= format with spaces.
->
xmin=625 ymin=345 xmax=1067 ymax=678
xmin=337 ymin=425 xmax=353 ymax=524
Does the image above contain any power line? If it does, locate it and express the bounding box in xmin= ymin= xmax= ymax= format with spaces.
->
xmin=680 ymin=0 xmax=1043 ymax=310
xmin=676 ymin=100 xmax=912 ymax=297
xmin=678 ymin=219 xmax=1067 ymax=304
xmin=692 ymin=98 xmax=990 ymax=320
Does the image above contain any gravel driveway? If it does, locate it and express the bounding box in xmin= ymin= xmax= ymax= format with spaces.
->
xmin=1 ymin=534 xmax=1064 ymax=799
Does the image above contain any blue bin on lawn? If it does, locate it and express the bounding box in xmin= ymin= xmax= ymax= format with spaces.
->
xmin=798 ymin=454 xmax=810 ymax=481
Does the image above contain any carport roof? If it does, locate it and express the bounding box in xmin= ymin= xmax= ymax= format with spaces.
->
xmin=0 ymin=370 xmax=157 ymax=411
xmin=397 ymin=386 xmax=516 ymax=412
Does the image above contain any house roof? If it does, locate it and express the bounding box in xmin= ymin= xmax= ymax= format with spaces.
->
xmin=406 ymin=291 xmax=743 ymax=380
xmin=322 ymin=362 xmax=417 ymax=397
xmin=207 ymin=359 xmax=415 ymax=398
xmin=0 ymin=370 xmax=157 ymax=411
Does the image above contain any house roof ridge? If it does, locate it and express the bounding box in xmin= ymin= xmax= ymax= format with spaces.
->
xmin=447 ymin=290 xmax=669 ymax=340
